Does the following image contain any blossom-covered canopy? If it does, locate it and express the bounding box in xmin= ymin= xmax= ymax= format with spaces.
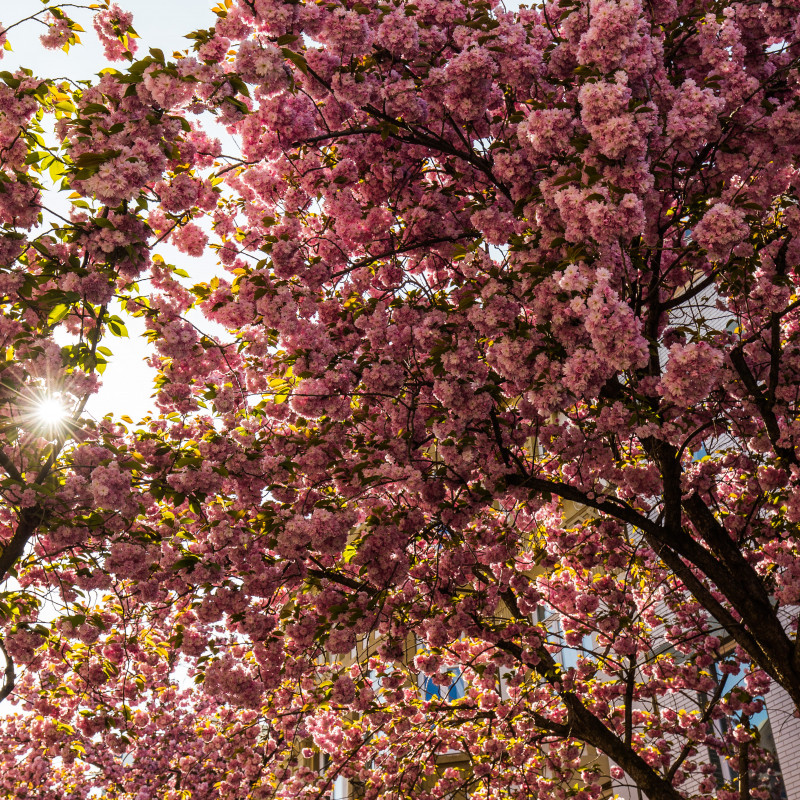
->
xmin=0 ymin=0 xmax=800 ymax=798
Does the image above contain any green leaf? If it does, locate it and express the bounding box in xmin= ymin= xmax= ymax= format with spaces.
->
xmin=282 ymin=47 xmax=309 ymax=75
xmin=81 ymin=102 xmax=109 ymax=115
xmin=343 ymin=542 xmax=360 ymax=563
xmin=107 ymin=317 xmax=128 ymax=337
xmin=48 ymin=304 xmax=70 ymax=325
xmin=74 ymin=150 xmax=121 ymax=168
xmin=173 ymin=554 xmax=201 ymax=572
xmin=227 ymin=74 xmax=251 ymax=99
xmin=49 ymin=159 xmax=67 ymax=182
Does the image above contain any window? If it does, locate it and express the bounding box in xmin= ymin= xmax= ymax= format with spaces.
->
xmin=707 ymin=661 xmax=788 ymax=800
xmin=316 ymin=754 xmax=350 ymax=800
xmin=693 ymin=442 xmax=708 ymax=460
xmin=423 ymin=668 xmax=465 ymax=702
xmin=415 ymin=635 xmax=466 ymax=703
xmin=535 ymin=604 xmax=593 ymax=670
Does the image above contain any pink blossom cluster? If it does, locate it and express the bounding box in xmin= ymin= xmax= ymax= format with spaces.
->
xmin=692 ymin=203 xmax=749 ymax=261
xmin=92 ymin=3 xmax=137 ymax=61
xmin=39 ymin=14 xmax=72 ymax=50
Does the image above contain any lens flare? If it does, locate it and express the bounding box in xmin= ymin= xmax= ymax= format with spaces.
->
xmin=35 ymin=396 xmax=69 ymax=427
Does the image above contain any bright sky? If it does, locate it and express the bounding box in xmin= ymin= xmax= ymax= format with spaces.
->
xmin=7 ymin=0 xmax=218 ymax=80
xmin=5 ymin=1 xmax=228 ymax=424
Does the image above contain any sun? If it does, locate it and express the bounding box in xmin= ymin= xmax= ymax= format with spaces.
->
xmin=34 ymin=395 xmax=69 ymax=427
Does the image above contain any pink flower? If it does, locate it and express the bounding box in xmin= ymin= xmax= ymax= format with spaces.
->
xmin=234 ymin=40 xmax=287 ymax=91
xmin=577 ymin=79 xmax=653 ymax=159
xmin=330 ymin=676 xmax=356 ymax=705
xmin=442 ymin=48 xmax=500 ymax=121
xmin=692 ymin=203 xmax=749 ymax=261
xmin=666 ymin=79 xmax=724 ymax=150
xmin=376 ymin=12 xmax=420 ymax=57
xmin=198 ymin=35 xmax=230 ymax=64
xmin=171 ymin=222 xmax=208 ymax=258
xmin=39 ymin=15 xmax=72 ymax=50
xmin=93 ymin=4 xmax=137 ymax=61
xmin=659 ymin=341 xmax=724 ymax=407
xmin=90 ymin=462 xmax=132 ymax=510
xmin=157 ymin=174 xmax=200 ymax=213
xmin=522 ymin=108 xmax=577 ymax=157
xmin=578 ymin=0 xmax=651 ymax=72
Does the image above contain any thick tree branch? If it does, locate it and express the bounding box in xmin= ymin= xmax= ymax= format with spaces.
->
xmin=0 ymin=638 xmax=15 ymax=705
xmin=624 ymin=658 xmax=635 ymax=750
xmin=739 ymin=741 xmax=750 ymax=800
xmin=0 ymin=507 xmax=44 ymax=585
xmin=729 ymin=347 xmax=797 ymax=467
xmin=506 ymin=460 xmax=800 ymax=707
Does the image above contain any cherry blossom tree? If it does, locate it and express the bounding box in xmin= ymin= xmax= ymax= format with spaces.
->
xmin=1 ymin=0 xmax=800 ymax=798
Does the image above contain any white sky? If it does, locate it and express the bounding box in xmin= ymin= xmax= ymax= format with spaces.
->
xmin=6 ymin=0 xmax=218 ymax=81
xmin=5 ymin=1 xmax=228 ymax=424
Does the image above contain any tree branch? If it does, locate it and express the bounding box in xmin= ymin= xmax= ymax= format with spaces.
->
xmin=0 ymin=638 xmax=15 ymax=705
